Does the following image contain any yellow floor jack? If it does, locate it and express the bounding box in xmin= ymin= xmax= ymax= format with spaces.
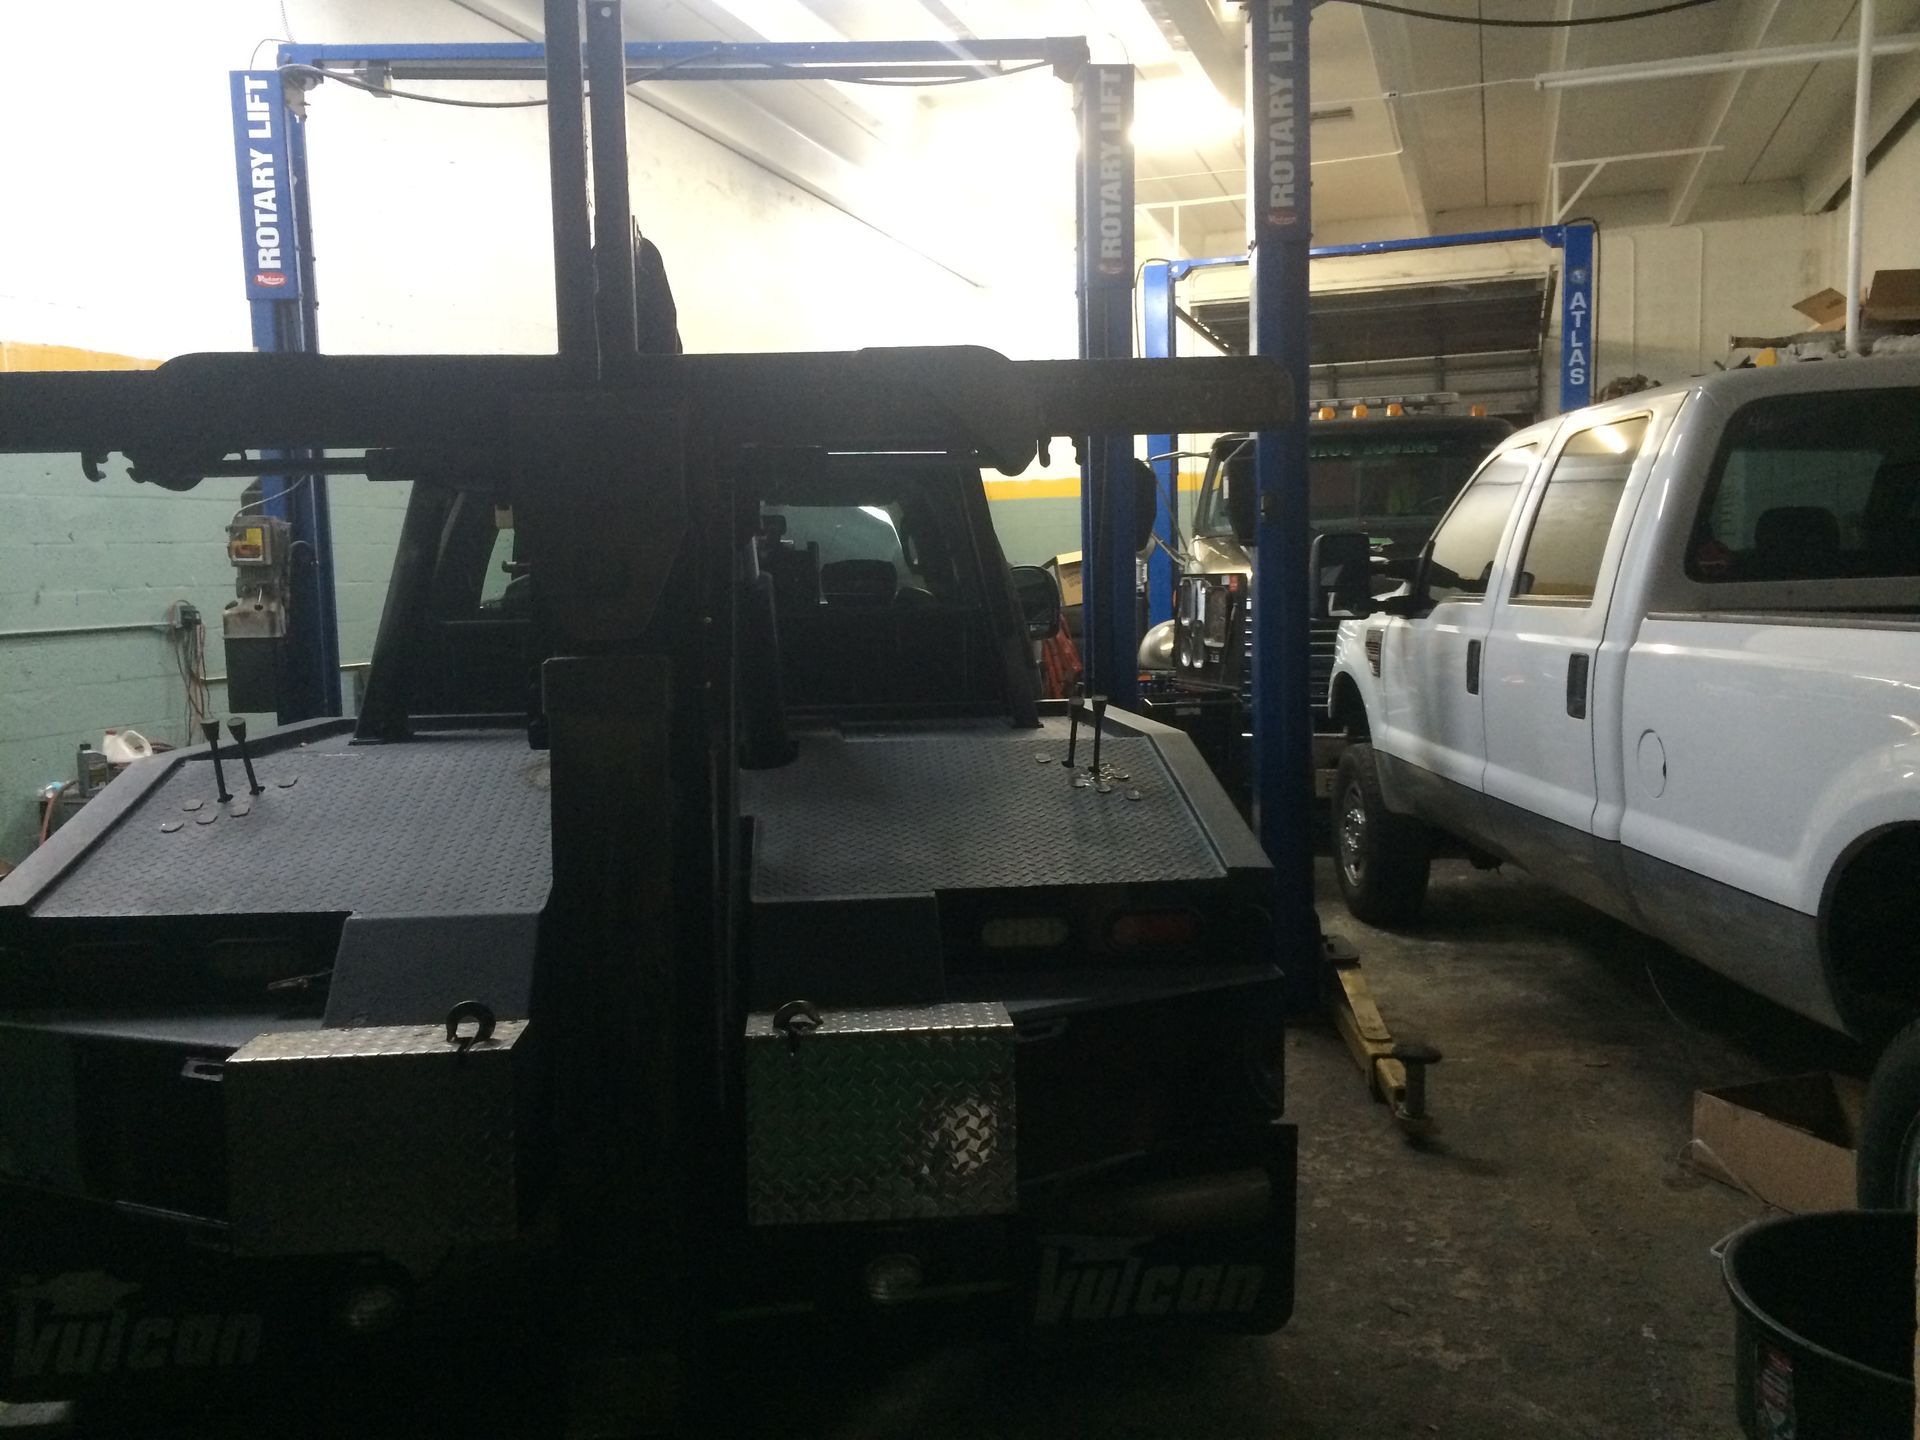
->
xmin=1321 ymin=934 xmax=1440 ymax=1136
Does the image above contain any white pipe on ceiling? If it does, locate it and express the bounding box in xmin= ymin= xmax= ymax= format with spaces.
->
xmin=1538 ymin=31 xmax=1919 ymax=90
xmin=1846 ymin=0 xmax=1877 ymax=358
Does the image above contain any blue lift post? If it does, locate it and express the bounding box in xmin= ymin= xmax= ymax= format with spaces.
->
xmin=1075 ymin=63 xmax=1138 ymax=708
xmin=1246 ymin=0 xmax=1317 ymax=1003
xmin=1141 ymin=261 xmax=1177 ymax=628
xmin=228 ymin=70 xmax=341 ymax=724
xmin=229 ymin=36 xmax=1099 ymax=724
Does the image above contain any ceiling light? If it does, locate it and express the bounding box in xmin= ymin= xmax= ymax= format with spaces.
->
xmin=1132 ymin=76 xmax=1243 ymax=153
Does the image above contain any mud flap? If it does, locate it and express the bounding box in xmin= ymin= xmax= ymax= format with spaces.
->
xmin=0 ymin=1194 xmax=328 ymax=1404
xmin=1021 ymin=1121 xmax=1296 ymax=1335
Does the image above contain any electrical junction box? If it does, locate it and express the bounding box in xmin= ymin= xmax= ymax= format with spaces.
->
xmin=223 ymin=514 xmax=292 ymax=713
xmin=226 ymin=519 xmax=286 ymax=569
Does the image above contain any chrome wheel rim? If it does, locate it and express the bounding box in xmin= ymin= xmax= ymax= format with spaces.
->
xmin=1339 ymin=785 xmax=1367 ymax=889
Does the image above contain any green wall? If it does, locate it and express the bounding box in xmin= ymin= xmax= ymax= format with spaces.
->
xmin=0 ymin=470 xmax=1077 ymax=866
xmin=0 ymin=457 xmax=407 ymax=866
xmin=986 ymin=491 xmax=1082 ymax=568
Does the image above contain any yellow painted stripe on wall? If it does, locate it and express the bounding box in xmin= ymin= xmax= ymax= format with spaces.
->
xmin=0 ymin=341 xmax=161 ymax=372
xmin=984 ymin=469 xmax=1205 ymax=502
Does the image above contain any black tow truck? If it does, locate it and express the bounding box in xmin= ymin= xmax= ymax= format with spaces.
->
xmin=0 ymin=341 xmax=1299 ymax=1422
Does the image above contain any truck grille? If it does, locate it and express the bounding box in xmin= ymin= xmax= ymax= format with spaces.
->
xmin=1308 ymin=621 xmax=1338 ymax=709
xmin=1236 ymin=610 xmax=1340 ymax=710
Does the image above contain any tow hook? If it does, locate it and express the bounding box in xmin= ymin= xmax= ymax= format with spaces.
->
xmin=772 ymin=999 xmax=822 ymax=1054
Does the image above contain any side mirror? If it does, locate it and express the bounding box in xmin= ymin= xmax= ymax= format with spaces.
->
xmin=1224 ymin=446 xmax=1257 ymax=545
xmin=1009 ymin=565 xmax=1062 ymax=640
xmin=1311 ymin=531 xmax=1374 ymax=619
xmin=1132 ymin=459 xmax=1159 ymax=555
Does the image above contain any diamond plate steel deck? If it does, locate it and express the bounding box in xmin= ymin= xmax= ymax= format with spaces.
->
xmin=745 ymin=1002 xmax=1015 ymax=1224
xmin=743 ymin=720 xmax=1224 ymax=900
xmin=32 ymin=733 xmax=551 ymax=919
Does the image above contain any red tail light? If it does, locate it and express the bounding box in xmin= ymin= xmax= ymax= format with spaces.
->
xmin=1108 ymin=910 xmax=1203 ymax=948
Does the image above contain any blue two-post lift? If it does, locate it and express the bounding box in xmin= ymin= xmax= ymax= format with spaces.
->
xmin=227 ymin=31 xmax=1122 ymax=721
xmin=230 ymin=18 xmax=1473 ymax=1108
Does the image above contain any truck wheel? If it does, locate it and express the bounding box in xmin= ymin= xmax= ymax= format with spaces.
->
xmin=1331 ymin=744 xmax=1430 ymax=927
xmin=1858 ymin=1017 xmax=1920 ymax=1207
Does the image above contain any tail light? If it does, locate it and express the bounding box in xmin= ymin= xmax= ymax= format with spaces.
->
xmin=981 ymin=916 xmax=1070 ymax=950
xmin=1108 ymin=909 xmax=1203 ymax=949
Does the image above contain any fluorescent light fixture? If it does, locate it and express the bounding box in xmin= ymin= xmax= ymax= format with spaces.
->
xmin=1133 ymin=75 xmax=1243 ymax=153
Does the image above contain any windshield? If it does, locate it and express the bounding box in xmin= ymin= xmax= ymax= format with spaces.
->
xmin=763 ymin=493 xmax=962 ymax=606
xmin=1195 ymin=426 xmax=1506 ymax=546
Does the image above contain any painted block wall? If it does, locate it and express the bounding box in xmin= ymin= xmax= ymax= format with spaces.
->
xmin=0 ymin=0 xmax=1079 ymax=865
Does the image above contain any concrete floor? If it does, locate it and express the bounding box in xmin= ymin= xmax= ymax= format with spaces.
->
xmin=709 ymin=857 xmax=1864 ymax=1439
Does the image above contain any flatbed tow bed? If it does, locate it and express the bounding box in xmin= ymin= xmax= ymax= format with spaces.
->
xmin=0 ymin=341 xmax=1300 ymax=1427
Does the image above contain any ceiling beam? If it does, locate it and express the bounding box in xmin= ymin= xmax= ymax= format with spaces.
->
xmin=1668 ymin=0 xmax=1787 ymax=226
xmin=1136 ymin=0 xmax=1244 ymax=104
xmin=1355 ymin=5 xmax=1433 ymax=236
xmin=1803 ymin=46 xmax=1920 ymax=211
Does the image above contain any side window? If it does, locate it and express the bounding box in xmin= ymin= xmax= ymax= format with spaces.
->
xmin=1688 ymin=388 xmax=1920 ymax=585
xmin=1511 ymin=416 xmax=1649 ymax=604
xmin=478 ymin=510 xmax=518 ymax=609
xmin=1425 ymin=445 xmax=1536 ymax=602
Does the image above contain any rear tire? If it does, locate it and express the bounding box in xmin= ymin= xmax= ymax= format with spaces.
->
xmin=1858 ymin=1017 xmax=1920 ymax=1208
xmin=1331 ymin=744 xmax=1430 ymax=927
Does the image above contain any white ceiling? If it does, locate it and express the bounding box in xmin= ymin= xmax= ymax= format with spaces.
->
xmin=463 ymin=0 xmax=1920 ymax=263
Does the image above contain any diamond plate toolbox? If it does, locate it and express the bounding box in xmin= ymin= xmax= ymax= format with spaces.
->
xmin=225 ymin=1021 xmax=528 ymax=1257
xmin=745 ymin=1003 xmax=1015 ymax=1225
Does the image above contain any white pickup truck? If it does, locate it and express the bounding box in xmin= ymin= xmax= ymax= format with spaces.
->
xmin=1321 ymin=357 xmax=1920 ymax=1204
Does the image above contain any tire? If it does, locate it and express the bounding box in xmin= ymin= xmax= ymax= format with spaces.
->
xmin=1331 ymin=743 xmax=1431 ymax=927
xmin=1858 ymin=1016 xmax=1920 ymax=1208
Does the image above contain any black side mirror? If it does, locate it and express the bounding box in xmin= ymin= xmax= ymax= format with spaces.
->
xmin=1132 ymin=459 xmax=1159 ymax=555
xmin=1312 ymin=531 xmax=1374 ymax=619
xmin=1009 ymin=565 xmax=1062 ymax=640
xmin=1224 ymin=445 xmax=1257 ymax=545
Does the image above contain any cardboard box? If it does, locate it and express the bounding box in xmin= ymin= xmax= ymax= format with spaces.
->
xmin=1864 ymin=267 xmax=1920 ymax=323
xmin=1689 ymin=1072 xmax=1865 ymax=1214
xmin=1790 ymin=270 xmax=1920 ymax=333
xmin=1792 ymin=288 xmax=1849 ymax=333
xmin=1047 ymin=550 xmax=1083 ymax=608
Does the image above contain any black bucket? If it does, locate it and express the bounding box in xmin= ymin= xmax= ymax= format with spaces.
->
xmin=1721 ymin=1209 xmax=1915 ymax=1439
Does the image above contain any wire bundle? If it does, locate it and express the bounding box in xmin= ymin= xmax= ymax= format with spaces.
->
xmin=167 ymin=601 xmax=210 ymax=744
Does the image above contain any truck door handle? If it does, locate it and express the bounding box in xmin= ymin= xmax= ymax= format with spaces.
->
xmin=1466 ymin=640 xmax=1482 ymax=695
xmin=1566 ymin=652 xmax=1590 ymax=719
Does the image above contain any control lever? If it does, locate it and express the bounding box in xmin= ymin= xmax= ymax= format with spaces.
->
xmin=227 ymin=717 xmax=265 ymax=795
xmin=201 ymin=719 xmax=233 ymax=804
xmin=1088 ymin=696 xmax=1108 ymax=789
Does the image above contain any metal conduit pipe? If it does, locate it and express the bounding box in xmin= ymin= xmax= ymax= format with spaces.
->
xmin=1846 ymin=0 xmax=1878 ymax=359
